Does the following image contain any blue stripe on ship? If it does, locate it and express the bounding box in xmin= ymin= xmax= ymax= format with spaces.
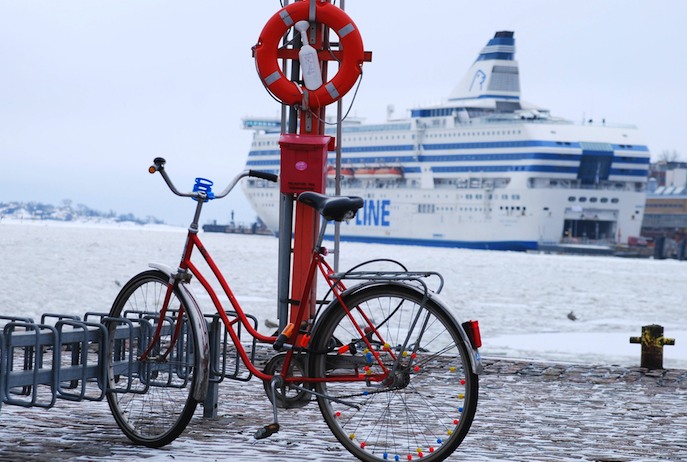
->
xmin=341 ymin=145 xmax=415 ymax=153
xmin=323 ymin=234 xmax=538 ymax=251
xmin=422 ymin=140 xmax=650 ymax=152
xmin=247 ymin=152 xmax=650 ymax=165
xmin=431 ymin=165 xmax=648 ymax=176
xmin=420 ymin=152 xmax=649 ymax=164
xmin=247 ymin=140 xmax=649 ymax=155
xmin=245 ymin=160 xmax=649 ymax=177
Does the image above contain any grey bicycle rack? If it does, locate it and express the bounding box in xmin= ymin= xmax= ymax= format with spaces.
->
xmin=0 ymin=311 xmax=256 ymax=419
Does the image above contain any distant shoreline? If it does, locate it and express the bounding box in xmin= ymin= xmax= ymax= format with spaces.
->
xmin=0 ymin=217 xmax=186 ymax=232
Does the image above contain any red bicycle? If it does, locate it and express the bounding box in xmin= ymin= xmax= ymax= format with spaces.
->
xmin=105 ymin=157 xmax=481 ymax=462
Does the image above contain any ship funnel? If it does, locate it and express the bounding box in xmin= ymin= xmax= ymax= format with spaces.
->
xmin=447 ymin=31 xmax=520 ymax=102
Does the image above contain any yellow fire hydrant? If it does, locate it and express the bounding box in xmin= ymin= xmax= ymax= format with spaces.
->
xmin=629 ymin=324 xmax=675 ymax=369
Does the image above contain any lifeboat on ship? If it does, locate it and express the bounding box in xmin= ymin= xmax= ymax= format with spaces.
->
xmin=327 ymin=165 xmax=355 ymax=179
xmin=354 ymin=167 xmax=377 ymax=179
xmin=374 ymin=167 xmax=403 ymax=179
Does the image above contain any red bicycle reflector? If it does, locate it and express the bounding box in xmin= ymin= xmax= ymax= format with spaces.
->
xmin=462 ymin=320 xmax=482 ymax=349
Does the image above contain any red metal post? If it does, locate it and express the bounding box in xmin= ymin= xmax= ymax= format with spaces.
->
xmin=278 ymin=134 xmax=330 ymax=321
xmin=290 ymin=13 xmax=327 ymax=323
xmin=255 ymin=0 xmax=371 ymax=324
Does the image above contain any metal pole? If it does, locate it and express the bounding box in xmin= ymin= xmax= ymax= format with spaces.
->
xmin=276 ymin=2 xmax=300 ymax=330
xmin=334 ymin=102 xmax=342 ymax=272
xmin=276 ymin=195 xmax=293 ymax=329
xmin=333 ymin=0 xmax=345 ymax=273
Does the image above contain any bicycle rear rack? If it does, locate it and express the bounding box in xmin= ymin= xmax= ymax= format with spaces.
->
xmin=329 ymin=258 xmax=445 ymax=294
xmin=0 ymin=311 xmax=253 ymax=419
xmin=330 ymin=270 xmax=444 ymax=292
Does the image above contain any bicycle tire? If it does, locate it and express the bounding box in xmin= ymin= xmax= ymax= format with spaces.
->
xmin=310 ymin=283 xmax=478 ymax=462
xmin=105 ymin=270 xmax=200 ymax=448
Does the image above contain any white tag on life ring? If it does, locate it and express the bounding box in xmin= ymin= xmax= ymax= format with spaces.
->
xmin=295 ymin=20 xmax=323 ymax=90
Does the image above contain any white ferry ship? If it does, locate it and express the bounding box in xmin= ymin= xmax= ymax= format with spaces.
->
xmin=242 ymin=31 xmax=650 ymax=251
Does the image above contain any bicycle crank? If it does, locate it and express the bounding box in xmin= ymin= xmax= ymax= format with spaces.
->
xmin=262 ymin=353 xmax=311 ymax=409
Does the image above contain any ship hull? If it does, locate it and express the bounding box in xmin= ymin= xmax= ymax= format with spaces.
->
xmin=243 ymin=179 xmax=646 ymax=251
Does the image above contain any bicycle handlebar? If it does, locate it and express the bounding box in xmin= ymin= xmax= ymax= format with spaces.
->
xmin=149 ymin=157 xmax=278 ymax=201
xmin=247 ymin=169 xmax=279 ymax=183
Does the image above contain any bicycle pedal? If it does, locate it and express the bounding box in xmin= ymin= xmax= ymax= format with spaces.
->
xmin=254 ymin=422 xmax=280 ymax=440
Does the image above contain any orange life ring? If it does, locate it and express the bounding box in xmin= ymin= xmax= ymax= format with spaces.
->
xmin=254 ymin=0 xmax=365 ymax=108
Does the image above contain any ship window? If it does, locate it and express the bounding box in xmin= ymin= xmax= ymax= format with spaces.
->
xmin=600 ymin=198 xmax=609 ymax=203
xmin=418 ymin=204 xmax=436 ymax=213
xmin=579 ymin=197 xmax=587 ymax=202
xmin=590 ymin=197 xmax=598 ymax=203
xmin=568 ymin=196 xmax=576 ymax=202
xmin=611 ymin=198 xmax=619 ymax=203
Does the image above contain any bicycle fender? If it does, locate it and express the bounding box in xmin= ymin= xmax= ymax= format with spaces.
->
xmin=147 ymin=262 xmax=211 ymax=401
xmin=177 ymin=283 xmax=211 ymax=402
xmin=429 ymin=291 xmax=483 ymax=375
xmin=148 ymin=262 xmax=175 ymax=279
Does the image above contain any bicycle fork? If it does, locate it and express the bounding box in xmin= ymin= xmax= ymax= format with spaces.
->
xmin=146 ymin=263 xmax=211 ymax=403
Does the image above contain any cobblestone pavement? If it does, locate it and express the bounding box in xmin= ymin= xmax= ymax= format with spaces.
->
xmin=1 ymin=358 xmax=686 ymax=462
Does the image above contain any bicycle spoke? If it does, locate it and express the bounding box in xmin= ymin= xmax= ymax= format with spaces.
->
xmin=312 ymin=283 xmax=478 ymax=462
xmin=106 ymin=270 xmax=200 ymax=448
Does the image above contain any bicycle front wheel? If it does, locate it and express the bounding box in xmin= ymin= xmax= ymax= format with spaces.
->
xmin=105 ymin=270 xmax=201 ymax=448
xmin=310 ymin=283 xmax=478 ymax=462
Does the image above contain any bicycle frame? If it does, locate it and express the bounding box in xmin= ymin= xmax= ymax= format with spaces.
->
xmin=141 ymin=159 xmax=453 ymax=391
xmin=140 ymin=213 xmax=422 ymax=400
xmin=154 ymin=218 xmax=405 ymax=388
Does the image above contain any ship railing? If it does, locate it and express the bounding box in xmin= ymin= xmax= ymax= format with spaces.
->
xmin=527 ymin=178 xmax=641 ymax=192
xmin=555 ymin=237 xmax=617 ymax=246
xmin=467 ymin=115 xmax=637 ymax=129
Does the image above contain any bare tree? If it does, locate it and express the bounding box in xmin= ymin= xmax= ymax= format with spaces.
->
xmin=658 ymin=149 xmax=682 ymax=163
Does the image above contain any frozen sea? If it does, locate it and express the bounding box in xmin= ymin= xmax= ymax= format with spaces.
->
xmin=2 ymin=219 xmax=686 ymax=369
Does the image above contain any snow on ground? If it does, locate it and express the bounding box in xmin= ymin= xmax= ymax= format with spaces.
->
xmin=2 ymin=219 xmax=686 ymax=369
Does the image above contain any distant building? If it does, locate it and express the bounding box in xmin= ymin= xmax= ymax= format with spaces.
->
xmin=641 ymin=162 xmax=687 ymax=239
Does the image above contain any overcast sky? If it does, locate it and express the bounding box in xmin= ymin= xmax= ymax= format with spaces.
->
xmin=1 ymin=1 xmax=685 ymax=226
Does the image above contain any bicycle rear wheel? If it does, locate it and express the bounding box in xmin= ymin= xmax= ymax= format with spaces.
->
xmin=105 ymin=270 xmax=201 ymax=448
xmin=310 ymin=283 xmax=478 ymax=462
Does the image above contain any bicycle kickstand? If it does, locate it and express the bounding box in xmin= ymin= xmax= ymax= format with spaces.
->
xmin=254 ymin=375 xmax=282 ymax=440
